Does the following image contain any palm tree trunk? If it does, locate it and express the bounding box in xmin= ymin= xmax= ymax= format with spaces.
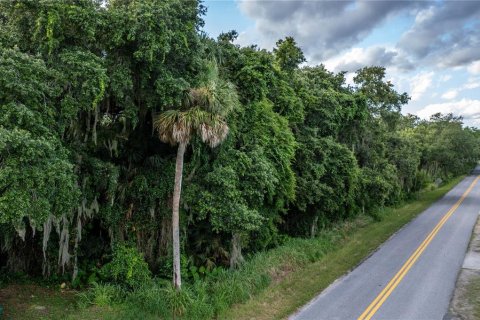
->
xmin=172 ymin=142 xmax=186 ymax=289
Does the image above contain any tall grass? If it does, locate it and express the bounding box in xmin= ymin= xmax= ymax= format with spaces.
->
xmin=81 ymin=215 xmax=373 ymax=319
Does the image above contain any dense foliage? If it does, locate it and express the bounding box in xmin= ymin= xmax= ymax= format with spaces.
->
xmin=1 ymin=0 xmax=479 ymax=308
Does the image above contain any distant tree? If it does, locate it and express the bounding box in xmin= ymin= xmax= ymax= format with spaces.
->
xmin=273 ymin=36 xmax=306 ymax=72
xmin=154 ymin=61 xmax=237 ymax=289
xmin=218 ymin=30 xmax=238 ymax=43
xmin=354 ymin=66 xmax=409 ymax=128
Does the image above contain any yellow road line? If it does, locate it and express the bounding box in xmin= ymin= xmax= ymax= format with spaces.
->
xmin=357 ymin=176 xmax=480 ymax=320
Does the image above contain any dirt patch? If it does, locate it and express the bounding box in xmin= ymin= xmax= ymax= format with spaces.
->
xmin=0 ymin=284 xmax=77 ymax=320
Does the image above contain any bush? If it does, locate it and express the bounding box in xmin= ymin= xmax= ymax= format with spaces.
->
xmin=77 ymin=282 xmax=124 ymax=308
xmin=92 ymin=216 xmax=371 ymax=319
xmin=100 ymin=245 xmax=152 ymax=289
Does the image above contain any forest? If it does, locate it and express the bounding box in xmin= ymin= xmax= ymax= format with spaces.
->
xmin=1 ymin=0 xmax=479 ymax=319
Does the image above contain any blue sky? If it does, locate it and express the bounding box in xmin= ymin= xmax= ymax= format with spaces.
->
xmin=202 ymin=0 xmax=480 ymax=127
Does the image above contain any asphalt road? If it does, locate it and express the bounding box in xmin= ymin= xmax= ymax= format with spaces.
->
xmin=291 ymin=168 xmax=480 ymax=320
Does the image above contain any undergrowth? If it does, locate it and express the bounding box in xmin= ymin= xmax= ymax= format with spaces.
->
xmin=80 ymin=215 xmax=374 ymax=319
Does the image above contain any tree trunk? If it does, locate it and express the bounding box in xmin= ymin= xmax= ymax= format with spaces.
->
xmin=310 ymin=216 xmax=318 ymax=238
xmin=230 ymin=233 xmax=244 ymax=269
xmin=172 ymin=142 xmax=186 ymax=289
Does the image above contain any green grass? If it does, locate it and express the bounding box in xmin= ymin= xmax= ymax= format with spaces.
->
xmin=0 ymin=176 xmax=464 ymax=320
xmin=220 ymin=176 xmax=465 ymax=320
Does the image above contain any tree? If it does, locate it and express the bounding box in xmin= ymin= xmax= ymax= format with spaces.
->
xmin=353 ymin=66 xmax=409 ymax=129
xmin=0 ymin=48 xmax=80 ymax=271
xmin=154 ymin=61 xmax=237 ymax=289
xmin=273 ymin=36 xmax=305 ymax=72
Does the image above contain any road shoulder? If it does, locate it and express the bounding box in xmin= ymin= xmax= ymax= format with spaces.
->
xmin=220 ymin=177 xmax=464 ymax=320
xmin=447 ymin=214 xmax=480 ymax=319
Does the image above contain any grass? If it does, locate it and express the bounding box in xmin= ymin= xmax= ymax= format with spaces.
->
xmin=0 ymin=176 xmax=464 ymax=320
xmin=0 ymin=283 xmax=117 ymax=320
xmin=0 ymin=284 xmax=75 ymax=320
xmin=220 ymin=176 xmax=465 ymax=320
xmin=465 ymin=273 xmax=480 ymax=319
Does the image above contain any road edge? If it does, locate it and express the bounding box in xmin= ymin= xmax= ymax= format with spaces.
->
xmin=445 ymin=211 xmax=480 ymax=319
xmin=221 ymin=176 xmax=465 ymax=320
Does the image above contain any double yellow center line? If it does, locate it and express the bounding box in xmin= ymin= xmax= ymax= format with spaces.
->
xmin=358 ymin=176 xmax=480 ymax=320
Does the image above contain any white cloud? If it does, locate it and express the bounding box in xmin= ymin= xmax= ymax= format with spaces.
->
xmin=238 ymin=0 xmax=424 ymax=61
xmin=440 ymin=78 xmax=480 ymax=100
xmin=410 ymin=72 xmax=434 ymax=101
xmin=465 ymin=79 xmax=480 ymax=90
xmin=416 ymin=98 xmax=480 ymax=124
xmin=441 ymin=89 xmax=458 ymax=100
xmin=323 ymin=46 xmax=412 ymax=73
xmin=342 ymin=72 xmax=354 ymax=87
xmin=324 ymin=47 xmax=361 ymax=71
xmin=439 ymin=75 xmax=451 ymax=82
xmin=467 ymin=60 xmax=480 ymax=75
xmin=235 ymin=28 xmax=262 ymax=48
xmin=413 ymin=6 xmax=435 ymax=24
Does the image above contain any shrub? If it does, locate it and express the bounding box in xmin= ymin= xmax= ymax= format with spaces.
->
xmin=100 ymin=245 xmax=152 ymax=289
xmin=77 ymin=282 xmax=124 ymax=308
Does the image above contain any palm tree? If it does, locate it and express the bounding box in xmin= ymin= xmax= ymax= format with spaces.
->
xmin=154 ymin=61 xmax=237 ymax=289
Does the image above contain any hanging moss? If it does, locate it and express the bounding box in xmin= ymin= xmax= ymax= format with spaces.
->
xmin=0 ymin=0 xmax=479 ymax=285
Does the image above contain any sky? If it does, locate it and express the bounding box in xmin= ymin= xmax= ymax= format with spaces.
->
xmin=202 ymin=0 xmax=480 ymax=127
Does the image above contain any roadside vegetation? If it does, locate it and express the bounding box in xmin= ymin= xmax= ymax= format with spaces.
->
xmin=465 ymin=277 xmax=480 ymax=318
xmin=1 ymin=1 xmax=479 ymax=319
xmin=0 ymin=177 xmax=464 ymax=319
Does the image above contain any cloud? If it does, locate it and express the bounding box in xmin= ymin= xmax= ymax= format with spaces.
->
xmin=465 ymin=78 xmax=480 ymax=90
xmin=238 ymin=0 xmax=423 ymax=61
xmin=410 ymin=72 xmax=434 ymax=102
xmin=416 ymin=98 xmax=480 ymax=125
xmin=238 ymin=0 xmax=480 ymax=72
xmin=468 ymin=61 xmax=480 ymax=75
xmin=441 ymin=90 xmax=458 ymax=100
xmin=397 ymin=2 xmax=480 ymax=68
xmin=440 ymin=78 xmax=480 ymax=100
xmin=439 ymin=75 xmax=452 ymax=82
xmin=324 ymin=46 xmax=413 ymax=73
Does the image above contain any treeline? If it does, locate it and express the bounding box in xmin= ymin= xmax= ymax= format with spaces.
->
xmin=0 ymin=0 xmax=479 ymax=287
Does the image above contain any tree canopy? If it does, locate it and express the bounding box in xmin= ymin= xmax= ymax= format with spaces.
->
xmin=1 ymin=0 xmax=479 ymax=290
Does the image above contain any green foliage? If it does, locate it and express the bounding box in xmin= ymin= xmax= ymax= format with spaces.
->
xmin=273 ymin=37 xmax=306 ymax=72
xmin=354 ymin=66 xmax=409 ymax=119
xmin=163 ymin=283 xmax=194 ymax=317
xmin=0 ymin=48 xmax=79 ymax=227
xmin=1 ymin=4 xmax=479 ymax=317
xmin=293 ymin=136 xmax=359 ymax=232
xmin=78 ymin=282 xmax=124 ymax=308
xmin=413 ymin=113 xmax=480 ymax=179
xmin=85 ymin=217 xmax=367 ymax=319
xmin=360 ymin=163 xmax=401 ymax=211
xmin=100 ymin=245 xmax=152 ymax=289
xmin=186 ymin=100 xmax=296 ymax=243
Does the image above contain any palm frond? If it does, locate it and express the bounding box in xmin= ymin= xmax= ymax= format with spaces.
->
xmin=154 ymin=60 xmax=236 ymax=148
xmin=153 ymin=110 xmax=193 ymax=145
xmin=187 ymin=60 xmax=239 ymax=117
xmin=198 ymin=121 xmax=229 ymax=148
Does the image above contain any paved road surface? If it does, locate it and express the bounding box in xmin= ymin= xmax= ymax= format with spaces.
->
xmin=291 ymin=168 xmax=480 ymax=320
